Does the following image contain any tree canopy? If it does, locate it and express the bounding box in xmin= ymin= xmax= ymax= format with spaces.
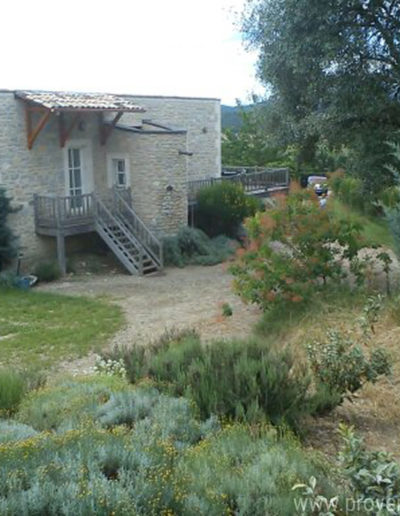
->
xmin=242 ymin=0 xmax=400 ymax=188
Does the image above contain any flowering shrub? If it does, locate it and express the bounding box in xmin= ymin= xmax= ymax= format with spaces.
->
xmin=93 ymin=355 xmax=127 ymax=379
xmin=230 ymin=188 xmax=369 ymax=310
xmin=0 ymin=378 xmax=344 ymax=515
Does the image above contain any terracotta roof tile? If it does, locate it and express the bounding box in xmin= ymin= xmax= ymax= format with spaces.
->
xmin=15 ymin=90 xmax=145 ymax=112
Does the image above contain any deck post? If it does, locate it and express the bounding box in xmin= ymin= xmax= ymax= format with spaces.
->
xmin=56 ymin=232 xmax=66 ymax=275
xmin=55 ymin=197 xmax=67 ymax=275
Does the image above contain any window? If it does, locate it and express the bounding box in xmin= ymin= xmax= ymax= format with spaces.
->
xmin=112 ymin=158 xmax=126 ymax=187
xmin=107 ymin=154 xmax=130 ymax=188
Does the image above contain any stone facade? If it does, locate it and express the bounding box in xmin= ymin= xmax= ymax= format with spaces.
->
xmin=0 ymin=90 xmax=221 ymax=268
xmin=124 ymin=95 xmax=221 ymax=181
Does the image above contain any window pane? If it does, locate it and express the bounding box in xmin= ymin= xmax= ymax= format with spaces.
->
xmin=117 ymin=160 xmax=125 ymax=172
xmin=68 ymin=149 xmax=73 ymax=169
xmin=74 ymin=169 xmax=82 ymax=188
xmin=73 ymin=149 xmax=81 ymax=168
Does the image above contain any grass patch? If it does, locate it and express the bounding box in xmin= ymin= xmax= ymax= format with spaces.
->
xmin=0 ymin=289 xmax=123 ymax=370
xmin=329 ymin=198 xmax=394 ymax=248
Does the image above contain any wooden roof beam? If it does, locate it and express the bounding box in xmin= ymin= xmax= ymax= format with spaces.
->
xmin=99 ymin=111 xmax=124 ymax=145
xmin=58 ymin=113 xmax=81 ymax=148
xmin=25 ymin=106 xmax=51 ymax=150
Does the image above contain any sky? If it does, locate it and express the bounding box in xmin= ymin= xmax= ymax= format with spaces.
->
xmin=0 ymin=0 xmax=264 ymax=106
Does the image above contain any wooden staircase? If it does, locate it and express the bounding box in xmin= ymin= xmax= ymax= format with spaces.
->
xmin=93 ymin=193 xmax=162 ymax=276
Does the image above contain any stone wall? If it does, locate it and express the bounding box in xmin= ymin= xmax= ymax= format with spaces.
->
xmin=123 ymin=95 xmax=221 ymax=181
xmin=107 ymin=127 xmax=188 ymax=236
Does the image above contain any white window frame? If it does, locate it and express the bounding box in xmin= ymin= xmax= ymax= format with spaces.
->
xmin=63 ymin=139 xmax=94 ymax=196
xmin=107 ymin=153 xmax=130 ymax=188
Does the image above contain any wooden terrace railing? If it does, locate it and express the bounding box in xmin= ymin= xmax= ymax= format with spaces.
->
xmin=187 ymin=167 xmax=290 ymax=203
xmin=34 ymin=193 xmax=94 ymax=232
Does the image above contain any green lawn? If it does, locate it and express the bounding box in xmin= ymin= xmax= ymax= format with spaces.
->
xmin=0 ymin=289 xmax=123 ymax=371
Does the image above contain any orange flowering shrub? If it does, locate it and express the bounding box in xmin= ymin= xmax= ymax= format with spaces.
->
xmin=230 ymin=189 xmax=368 ymax=310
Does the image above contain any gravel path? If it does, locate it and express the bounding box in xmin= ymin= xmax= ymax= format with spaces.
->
xmin=38 ymin=265 xmax=261 ymax=374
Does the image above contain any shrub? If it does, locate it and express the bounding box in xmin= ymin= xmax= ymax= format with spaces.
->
xmin=33 ymin=261 xmax=61 ymax=282
xmin=93 ymin=355 xmax=127 ymax=379
xmin=0 ymin=420 xmax=37 ymax=443
xmin=163 ymin=227 xmax=236 ymax=267
xmin=17 ymin=375 xmax=127 ymax=431
xmin=195 ymin=181 xmax=262 ymax=237
xmin=0 ymin=377 xmax=345 ymax=515
xmin=230 ymin=188 xmax=369 ymax=310
xmin=339 ymin=424 xmax=400 ymax=511
xmin=0 ymin=369 xmax=26 ymax=415
xmin=0 ymin=188 xmax=18 ymax=271
xmin=307 ymin=330 xmax=391 ymax=401
xmin=113 ymin=334 xmax=311 ymax=430
xmin=176 ymin=425 xmax=345 ymax=515
xmin=0 ymin=271 xmax=18 ymax=288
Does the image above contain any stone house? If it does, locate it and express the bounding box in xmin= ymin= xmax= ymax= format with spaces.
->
xmin=0 ymin=90 xmax=221 ymax=275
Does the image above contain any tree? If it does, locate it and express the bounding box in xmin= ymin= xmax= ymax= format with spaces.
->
xmin=242 ymin=0 xmax=400 ymax=189
xmin=0 ymin=188 xmax=17 ymax=271
xmin=221 ymin=102 xmax=286 ymax=166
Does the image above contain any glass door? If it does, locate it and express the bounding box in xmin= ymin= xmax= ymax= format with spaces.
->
xmin=68 ymin=148 xmax=83 ymax=210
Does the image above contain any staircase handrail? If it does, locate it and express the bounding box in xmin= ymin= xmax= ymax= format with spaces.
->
xmin=113 ymin=189 xmax=163 ymax=269
xmin=93 ymin=194 xmax=145 ymax=271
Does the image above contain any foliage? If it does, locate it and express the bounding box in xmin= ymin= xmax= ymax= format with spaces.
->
xmin=230 ymin=189 xmax=369 ymax=310
xmin=195 ymin=181 xmax=262 ymax=238
xmin=339 ymin=424 xmax=400 ymax=513
xmin=163 ymin=227 xmax=236 ymax=267
xmin=0 ymin=188 xmax=17 ymax=271
xmin=221 ymin=101 xmax=292 ymax=167
xmin=33 ymin=261 xmax=61 ymax=282
xmin=17 ymin=376 xmax=127 ymax=432
xmin=328 ymin=171 xmax=371 ymax=214
xmin=307 ymin=296 xmax=391 ymax=412
xmin=0 ymin=271 xmax=18 ymax=288
xmin=0 ymin=377 xmax=343 ymax=515
xmin=292 ymin=476 xmax=339 ymax=516
xmin=307 ymin=330 xmax=391 ymax=407
xmin=0 ymin=420 xmax=37 ymax=443
xmin=221 ymin=302 xmax=233 ymax=317
xmin=242 ymin=0 xmax=400 ymax=187
xmin=110 ymin=333 xmax=311 ymax=430
xmin=93 ymin=355 xmax=127 ymax=379
xmin=0 ymin=370 xmax=26 ymax=416
xmin=0 ymin=288 xmax=123 ymax=370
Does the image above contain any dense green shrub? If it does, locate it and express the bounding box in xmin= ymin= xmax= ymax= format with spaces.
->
xmin=195 ymin=181 xmax=262 ymax=237
xmin=0 ymin=370 xmax=26 ymax=415
xmin=163 ymin=227 xmax=236 ymax=267
xmin=230 ymin=188 xmax=369 ymax=310
xmin=112 ymin=334 xmax=311 ymax=429
xmin=0 ymin=188 xmax=17 ymax=272
xmin=33 ymin=261 xmax=61 ymax=282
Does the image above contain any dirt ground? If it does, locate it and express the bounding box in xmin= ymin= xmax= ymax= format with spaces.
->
xmin=38 ymin=264 xmax=261 ymax=374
